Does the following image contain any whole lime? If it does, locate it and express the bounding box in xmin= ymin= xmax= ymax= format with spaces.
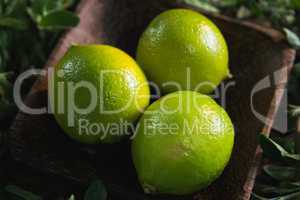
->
xmin=132 ymin=91 xmax=234 ymax=195
xmin=50 ymin=45 xmax=150 ymax=144
xmin=136 ymin=9 xmax=230 ymax=94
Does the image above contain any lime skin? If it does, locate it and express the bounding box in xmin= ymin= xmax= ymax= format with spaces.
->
xmin=136 ymin=9 xmax=230 ymax=94
xmin=132 ymin=91 xmax=234 ymax=195
xmin=50 ymin=45 xmax=150 ymax=144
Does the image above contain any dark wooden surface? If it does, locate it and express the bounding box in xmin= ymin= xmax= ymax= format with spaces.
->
xmin=8 ymin=0 xmax=295 ymax=199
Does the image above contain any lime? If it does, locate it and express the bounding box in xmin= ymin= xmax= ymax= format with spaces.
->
xmin=50 ymin=45 xmax=150 ymax=144
xmin=136 ymin=9 xmax=230 ymax=94
xmin=132 ymin=91 xmax=234 ymax=195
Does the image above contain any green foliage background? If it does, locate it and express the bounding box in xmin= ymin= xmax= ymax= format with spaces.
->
xmin=0 ymin=0 xmax=79 ymax=124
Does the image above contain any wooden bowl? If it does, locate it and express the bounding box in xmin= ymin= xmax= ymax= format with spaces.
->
xmin=9 ymin=0 xmax=295 ymax=199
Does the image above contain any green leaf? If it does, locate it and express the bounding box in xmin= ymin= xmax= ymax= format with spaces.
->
xmin=237 ymin=6 xmax=252 ymax=19
xmin=273 ymin=136 xmax=295 ymax=154
xmin=264 ymin=165 xmax=300 ymax=181
xmin=30 ymin=0 xmax=63 ymax=15
xmin=38 ymin=10 xmax=79 ymax=30
xmin=0 ymin=190 xmax=18 ymax=200
xmin=62 ymin=0 xmax=75 ymax=9
xmin=255 ymin=183 xmax=300 ymax=196
xmin=213 ymin=0 xmax=240 ymax=7
xmin=292 ymin=63 xmax=300 ymax=78
xmin=272 ymin=191 xmax=300 ymax=199
xmin=5 ymin=185 xmax=42 ymax=200
xmin=288 ymin=63 xmax=300 ymax=106
xmin=289 ymin=106 xmax=300 ymax=120
xmin=291 ymin=0 xmax=300 ymax=10
xmin=0 ymin=72 xmax=15 ymax=117
xmin=283 ymin=28 xmax=300 ymax=50
xmin=259 ymin=134 xmax=300 ymax=163
xmin=4 ymin=0 xmax=27 ymax=17
xmin=251 ymin=193 xmax=269 ymax=200
xmin=183 ymin=0 xmax=220 ymax=13
xmin=252 ymin=191 xmax=300 ymax=200
xmin=30 ymin=0 xmax=48 ymax=15
xmin=30 ymin=0 xmax=75 ymax=16
xmin=43 ymin=0 xmax=65 ymax=12
xmin=29 ymin=0 xmax=75 ymax=24
xmin=68 ymin=194 xmax=75 ymax=200
xmin=0 ymin=72 xmax=13 ymax=100
xmin=280 ymin=181 xmax=300 ymax=188
xmin=84 ymin=180 xmax=107 ymax=200
xmin=0 ymin=17 xmax=28 ymax=30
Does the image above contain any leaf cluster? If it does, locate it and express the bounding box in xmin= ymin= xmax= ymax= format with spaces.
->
xmin=252 ymin=135 xmax=300 ymax=199
xmin=0 ymin=180 xmax=107 ymax=200
xmin=0 ymin=0 xmax=79 ymax=121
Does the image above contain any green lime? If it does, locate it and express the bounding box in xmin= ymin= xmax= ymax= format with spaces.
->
xmin=132 ymin=91 xmax=234 ymax=195
xmin=50 ymin=45 xmax=150 ymax=144
xmin=136 ymin=9 xmax=230 ymax=94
